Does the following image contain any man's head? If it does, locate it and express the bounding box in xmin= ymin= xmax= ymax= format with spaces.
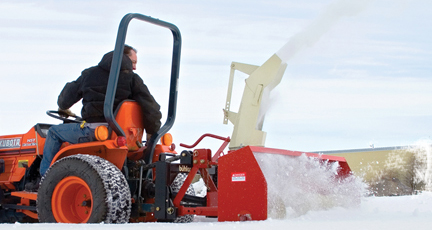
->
xmin=124 ymin=45 xmax=137 ymax=70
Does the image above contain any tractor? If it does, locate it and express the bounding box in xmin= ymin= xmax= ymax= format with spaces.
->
xmin=0 ymin=13 xmax=353 ymax=223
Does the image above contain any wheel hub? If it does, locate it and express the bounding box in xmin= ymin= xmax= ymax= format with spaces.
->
xmin=51 ymin=176 xmax=93 ymax=223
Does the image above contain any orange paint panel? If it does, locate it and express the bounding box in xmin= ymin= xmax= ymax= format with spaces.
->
xmin=20 ymin=210 xmax=38 ymax=219
xmin=10 ymin=156 xmax=36 ymax=182
xmin=0 ymin=126 xmax=41 ymax=188
xmin=0 ymin=155 xmax=36 ymax=184
xmin=11 ymin=191 xmax=38 ymax=200
xmin=0 ymin=157 xmax=16 ymax=182
xmin=111 ymin=101 xmax=145 ymax=151
xmin=51 ymin=140 xmax=128 ymax=170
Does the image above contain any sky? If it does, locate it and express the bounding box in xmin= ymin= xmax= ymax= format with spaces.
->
xmin=0 ymin=0 xmax=432 ymax=152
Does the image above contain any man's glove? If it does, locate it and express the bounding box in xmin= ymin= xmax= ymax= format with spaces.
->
xmin=58 ymin=108 xmax=76 ymax=118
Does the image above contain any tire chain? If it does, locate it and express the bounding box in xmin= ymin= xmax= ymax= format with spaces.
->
xmin=170 ymin=173 xmax=195 ymax=223
xmin=39 ymin=154 xmax=131 ymax=223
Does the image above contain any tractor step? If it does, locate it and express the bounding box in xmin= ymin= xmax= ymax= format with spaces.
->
xmin=11 ymin=191 xmax=38 ymax=201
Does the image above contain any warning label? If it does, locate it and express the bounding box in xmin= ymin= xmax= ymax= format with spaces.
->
xmin=231 ymin=172 xmax=246 ymax=182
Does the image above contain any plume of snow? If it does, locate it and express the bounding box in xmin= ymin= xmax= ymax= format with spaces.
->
xmin=406 ymin=140 xmax=432 ymax=191
xmin=276 ymin=0 xmax=372 ymax=63
xmin=254 ymin=153 xmax=367 ymax=219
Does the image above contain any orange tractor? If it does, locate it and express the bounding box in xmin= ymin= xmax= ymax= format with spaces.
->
xmin=0 ymin=13 xmax=352 ymax=223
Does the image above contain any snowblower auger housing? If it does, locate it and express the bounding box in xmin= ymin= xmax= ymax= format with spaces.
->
xmin=0 ymin=13 xmax=353 ymax=224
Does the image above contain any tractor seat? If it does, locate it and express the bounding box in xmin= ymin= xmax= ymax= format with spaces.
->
xmin=111 ymin=100 xmax=144 ymax=151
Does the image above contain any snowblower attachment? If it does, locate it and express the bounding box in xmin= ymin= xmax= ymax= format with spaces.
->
xmin=218 ymin=146 xmax=351 ymax=221
xmin=220 ymin=53 xmax=354 ymax=221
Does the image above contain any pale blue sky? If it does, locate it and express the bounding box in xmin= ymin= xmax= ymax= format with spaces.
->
xmin=0 ymin=0 xmax=431 ymax=152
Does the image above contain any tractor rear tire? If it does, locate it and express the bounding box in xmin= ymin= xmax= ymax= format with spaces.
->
xmin=37 ymin=154 xmax=131 ymax=223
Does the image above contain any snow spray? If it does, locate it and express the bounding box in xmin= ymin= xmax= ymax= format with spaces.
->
xmin=257 ymin=0 xmax=372 ymax=133
xmin=405 ymin=140 xmax=432 ymax=191
xmin=275 ymin=0 xmax=372 ymax=64
xmin=254 ymin=153 xmax=367 ymax=219
xmin=254 ymin=3 xmax=373 ymax=214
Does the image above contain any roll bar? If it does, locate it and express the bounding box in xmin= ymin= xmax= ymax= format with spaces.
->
xmin=104 ymin=13 xmax=181 ymax=158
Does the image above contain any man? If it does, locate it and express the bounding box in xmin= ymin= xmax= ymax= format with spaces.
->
xmin=39 ymin=45 xmax=162 ymax=177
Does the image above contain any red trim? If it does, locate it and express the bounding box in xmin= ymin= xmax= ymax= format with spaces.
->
xmin=248 ymin=146 xmax=352 ymax=178
xmin=180 ymin=133 xmax=230 ymax=149
xmin=0 ymin=148 xmax=37 ymax=155
xmin=249 ymin=146 xmax=348 ymax=162
xmin=178 ymin=206 xmax=218 ymax=216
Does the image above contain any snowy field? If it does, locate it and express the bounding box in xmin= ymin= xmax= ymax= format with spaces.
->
xmin=1 ymin=193 xmax=431 ymax=230
xmin=3 ymin=150 xmax=432 ymax=229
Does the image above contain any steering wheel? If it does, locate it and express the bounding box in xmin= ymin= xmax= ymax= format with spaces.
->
xmin=46 ymin=110 xmax=84 ymax=123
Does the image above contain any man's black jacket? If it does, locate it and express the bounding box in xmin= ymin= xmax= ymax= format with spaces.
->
xmin=57 ymin=51 xmax=162 ymax=135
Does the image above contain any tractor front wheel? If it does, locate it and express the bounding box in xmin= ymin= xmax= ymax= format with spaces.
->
xmin=37 ymin=154 xmax=131 ymax=223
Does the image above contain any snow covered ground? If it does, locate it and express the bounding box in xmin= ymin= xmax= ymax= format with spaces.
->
xmin=3 ymin=151 xmax=432 ymax=229
xmin=2 ymin=193 xmax=431 ymax=230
